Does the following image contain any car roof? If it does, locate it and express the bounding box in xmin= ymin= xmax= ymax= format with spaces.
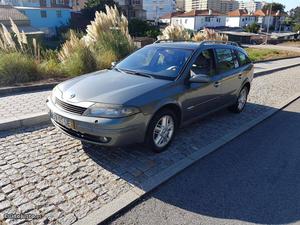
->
xmin=151 ymin=41 xmax=246 ymax=54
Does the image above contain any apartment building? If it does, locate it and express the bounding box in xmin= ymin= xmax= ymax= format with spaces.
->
xmin=143 ymin=0 xmax=176 ymax=21
xmin=176 ymin=0 xmax=185 ymax=11
xmin=220 ymin=0 xmax=239 ymax=13
xmin=239 ymin=0 xmax=266 ymax=13
xmin=185 ymin=0 xmax=221 ymax=13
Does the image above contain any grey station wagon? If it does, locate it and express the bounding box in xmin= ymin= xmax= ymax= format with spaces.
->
xmin=47 ymin=40 xmax=254 ymax=152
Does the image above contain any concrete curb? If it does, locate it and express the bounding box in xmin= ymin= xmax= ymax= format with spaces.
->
xmin=253 ymin=56 xmax=300 ymax=64
xmin=73 ymin=93 xmax=300 ymax=225
xmin=0 ymin=82 xmax=60 ymax=96
xmin=254 ymin=62 xmax=300 ymax=77
xmin=0 ymin=112 xmax=49 ymax=131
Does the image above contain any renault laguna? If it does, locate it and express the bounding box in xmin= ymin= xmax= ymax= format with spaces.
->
xmin=47 ymin=41 xmax=254 ymax=152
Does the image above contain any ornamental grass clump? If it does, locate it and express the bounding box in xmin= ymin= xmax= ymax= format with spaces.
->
xmin=192 ymin=28 xmax=228 ymax=42
xmin=59 ymin=5 xmax=134 ymax=71
xmin=158 ymin=24 xmax=190 ymax=41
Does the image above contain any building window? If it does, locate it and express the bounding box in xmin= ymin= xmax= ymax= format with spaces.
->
xmin=56 ymin=10 xmax=62 ymax=18
xmin=185 ymin=19 xmax=188 ymax=24
xmin=216 ymin=18 xmax=220 ymax=23
xmin=205 ymin=17 xmax=210 ymax=22
xmin=40 ymin=10 xmax=47 ymax=18
xmin=56 ymin=0 xmax=64 ymax=4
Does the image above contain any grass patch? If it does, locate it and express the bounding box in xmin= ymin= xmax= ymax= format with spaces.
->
xmin=246 ymin=48 xmax=300 ymax=62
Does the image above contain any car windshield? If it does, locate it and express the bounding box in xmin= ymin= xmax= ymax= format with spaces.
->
xmin=115 ymin=46 xmax=193 ymax=79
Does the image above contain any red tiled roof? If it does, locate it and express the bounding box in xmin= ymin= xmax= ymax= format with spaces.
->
xmin=228 ymin=9 xmax=253 ymax=17
xmin=160 ymin=11 xmax=184 ymax=19
xmin=253 ymin=9 xmax=286 ymax=17
xmin=176 ymin=9 xmax=225 ymax=17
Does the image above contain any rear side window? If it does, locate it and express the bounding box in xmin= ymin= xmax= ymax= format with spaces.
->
xmin=215 ymin=48 xmax=238 ymax=73
xmin=236 ymin=51 xmax=251 ymax=66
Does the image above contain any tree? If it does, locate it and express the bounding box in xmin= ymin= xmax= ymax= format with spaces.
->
xmin=128 ymin=19 xmax=161 ymax=38
xmin=290 ymin=7 xmax=300 ymax=23
xmin=262 ymin=2 xmax=285 ymax=13
xmin=81 ymin=0 xmax=121 ymax=21
xmin=245 ymin=22 xmax=260 ymax=33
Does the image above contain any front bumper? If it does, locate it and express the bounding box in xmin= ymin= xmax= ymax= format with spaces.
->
xmin=47 ymin=97 xmax=149 ymax=146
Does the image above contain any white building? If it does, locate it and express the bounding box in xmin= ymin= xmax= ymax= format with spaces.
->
xmin=254 ymin=9 xmax=286 ymax=31
xmin=185 ymin=0 xmax=221 ymax=12
xmin=143 ymin=0 xmax=176 ymax=21
xmin=239 ymin=0 xmax=266 ymax=13
xmin=220 ymin=0 xmax=239 ymax=13
xmin=171 ymin=9 xmax=226 ymax=31
xmin=226 ymin=9 xmax=255 ymax=27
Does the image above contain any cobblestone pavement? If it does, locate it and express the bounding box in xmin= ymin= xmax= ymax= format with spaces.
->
xmin=0 ymin=91 xmax=50 ymax=121
xmin=0 ymin=66 xmax=300 ymax=225
xmin=0 ymin=58 xmax=299 ymax=123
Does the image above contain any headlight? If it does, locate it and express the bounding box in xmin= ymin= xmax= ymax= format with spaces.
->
xmin=83 ymin=103 xmax=140 ymax=118
xmin=51 ymin=85 xmax=62 ymax=103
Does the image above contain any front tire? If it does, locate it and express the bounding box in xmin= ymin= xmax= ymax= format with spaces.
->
xmin=145 ymin=109 xmax=177 ymax=153
xmin=229 ymin=86 xmax=249 ymax=113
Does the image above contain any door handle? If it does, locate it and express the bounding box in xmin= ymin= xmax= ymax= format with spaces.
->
xmin=238 ymin=73 xmax=242 ymax=79
xmin=214 ymin=81 xmax=221 ymax=87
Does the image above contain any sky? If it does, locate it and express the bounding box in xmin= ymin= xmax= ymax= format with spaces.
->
xmin=264 ymin=0 xmax=300 ymax=11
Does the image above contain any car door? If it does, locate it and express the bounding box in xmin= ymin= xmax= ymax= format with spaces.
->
xmin=214 ymin=47 xmax=242 ymax=105
xmin=182 ymin=48 xmax=224 ymax=120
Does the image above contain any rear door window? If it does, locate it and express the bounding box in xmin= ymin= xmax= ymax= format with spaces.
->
xmin=236 ymin=51 xmax=251 ymax=66
xmin=215 ymin=48 xmax=239 ymax=73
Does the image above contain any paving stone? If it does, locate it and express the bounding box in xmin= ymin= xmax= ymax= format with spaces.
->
xmin=66 ymin=190 xmax=77 ymax=200
xmin=58 ymin=202 xmax=75 ymax=214
xmin=36 ymin=181 xmax=50 ymax=190
xmin=48 ymin=194 xmax=65 ymax=205
xmin=0 ymin=200 xmax=11 ymax=211
xmin=2 ymin=184 xmax=14 ymax=194
xmin=18 ymin=202 xmax=35 ymax=213
xmin=0 ymin=193 xmax=5 ymax=202
xmin=57 ymin=213 xmax=77 ymax=225
xmin=58 ymin=184 xmax=73 ymax=194
xmin=43 ymin=187 xmax=59 ymax=198
xmin=12 ymin=195 xmax=29 ymax=206
xmin=0 ymin=178 xmax=10 ymax=187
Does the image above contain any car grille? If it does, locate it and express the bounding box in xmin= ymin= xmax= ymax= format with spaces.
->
xmin=55 ymin=98 xmax=87 ymax=115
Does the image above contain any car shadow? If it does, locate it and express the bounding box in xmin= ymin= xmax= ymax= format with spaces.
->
xmin=81 ymin=101 xmax=300 ymax=224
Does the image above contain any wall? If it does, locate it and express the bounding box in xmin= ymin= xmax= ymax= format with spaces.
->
xmin=226 ymin=17 xmax=240 ymax=27
xmin=171 ymin=17 xmax=195 ymax=30
xmin=195 ymin=15 xmax=226 ymax=29
xmin=16 ymin=7 xmax=71 ymax=35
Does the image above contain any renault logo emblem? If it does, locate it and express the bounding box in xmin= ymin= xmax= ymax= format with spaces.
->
xmin=69 ymin=93 xmax=76 ymax=99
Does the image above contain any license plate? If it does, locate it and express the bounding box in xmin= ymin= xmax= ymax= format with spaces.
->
xmin=51 ymin=112 xmax=75 ymax=129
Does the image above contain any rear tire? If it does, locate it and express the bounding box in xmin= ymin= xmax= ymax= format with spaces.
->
xmin=145 ymin=109 xmax=177 ymax=153
xmin=229 ymin=86 xmax=249 ymax=113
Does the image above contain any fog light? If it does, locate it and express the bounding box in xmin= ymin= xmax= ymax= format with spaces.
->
xmin=99 ymin=136 xmax=110 ymax=143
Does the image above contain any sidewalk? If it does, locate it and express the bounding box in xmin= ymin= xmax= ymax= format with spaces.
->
xmin=0 ymin=57 xmax=300 ymax=130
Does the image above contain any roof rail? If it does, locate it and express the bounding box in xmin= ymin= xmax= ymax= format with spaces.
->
xmin=154 ymin=39 xmax=192 ymax=43
xmin=200 ymin=40 xmax=239 ymax=46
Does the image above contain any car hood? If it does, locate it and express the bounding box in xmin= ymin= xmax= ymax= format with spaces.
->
xmin=58 ymin=70 xmax=170 ymax=105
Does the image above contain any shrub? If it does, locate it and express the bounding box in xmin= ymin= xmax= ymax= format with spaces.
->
xmin=0 ymin=52 xmax=39 ymax=85
xmin=61 ymin=46 xmax=97 ymax=76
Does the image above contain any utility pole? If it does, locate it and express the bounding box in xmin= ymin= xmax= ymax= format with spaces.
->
xmin=265 ymin=1 xmax=273 ymax=44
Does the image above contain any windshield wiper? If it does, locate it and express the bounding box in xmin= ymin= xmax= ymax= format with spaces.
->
xmin=121 ymin=69 xmax=154 ymax=79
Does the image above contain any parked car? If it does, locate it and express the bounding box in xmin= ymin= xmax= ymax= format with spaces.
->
xmin=47 ymin=40 xmax=254 ymax=152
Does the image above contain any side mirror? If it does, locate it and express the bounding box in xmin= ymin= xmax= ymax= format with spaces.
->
xmin=111 ymin=62 xmax=117 ymax=68
xmin=189 ymin=74 xmax=211 ymax=83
